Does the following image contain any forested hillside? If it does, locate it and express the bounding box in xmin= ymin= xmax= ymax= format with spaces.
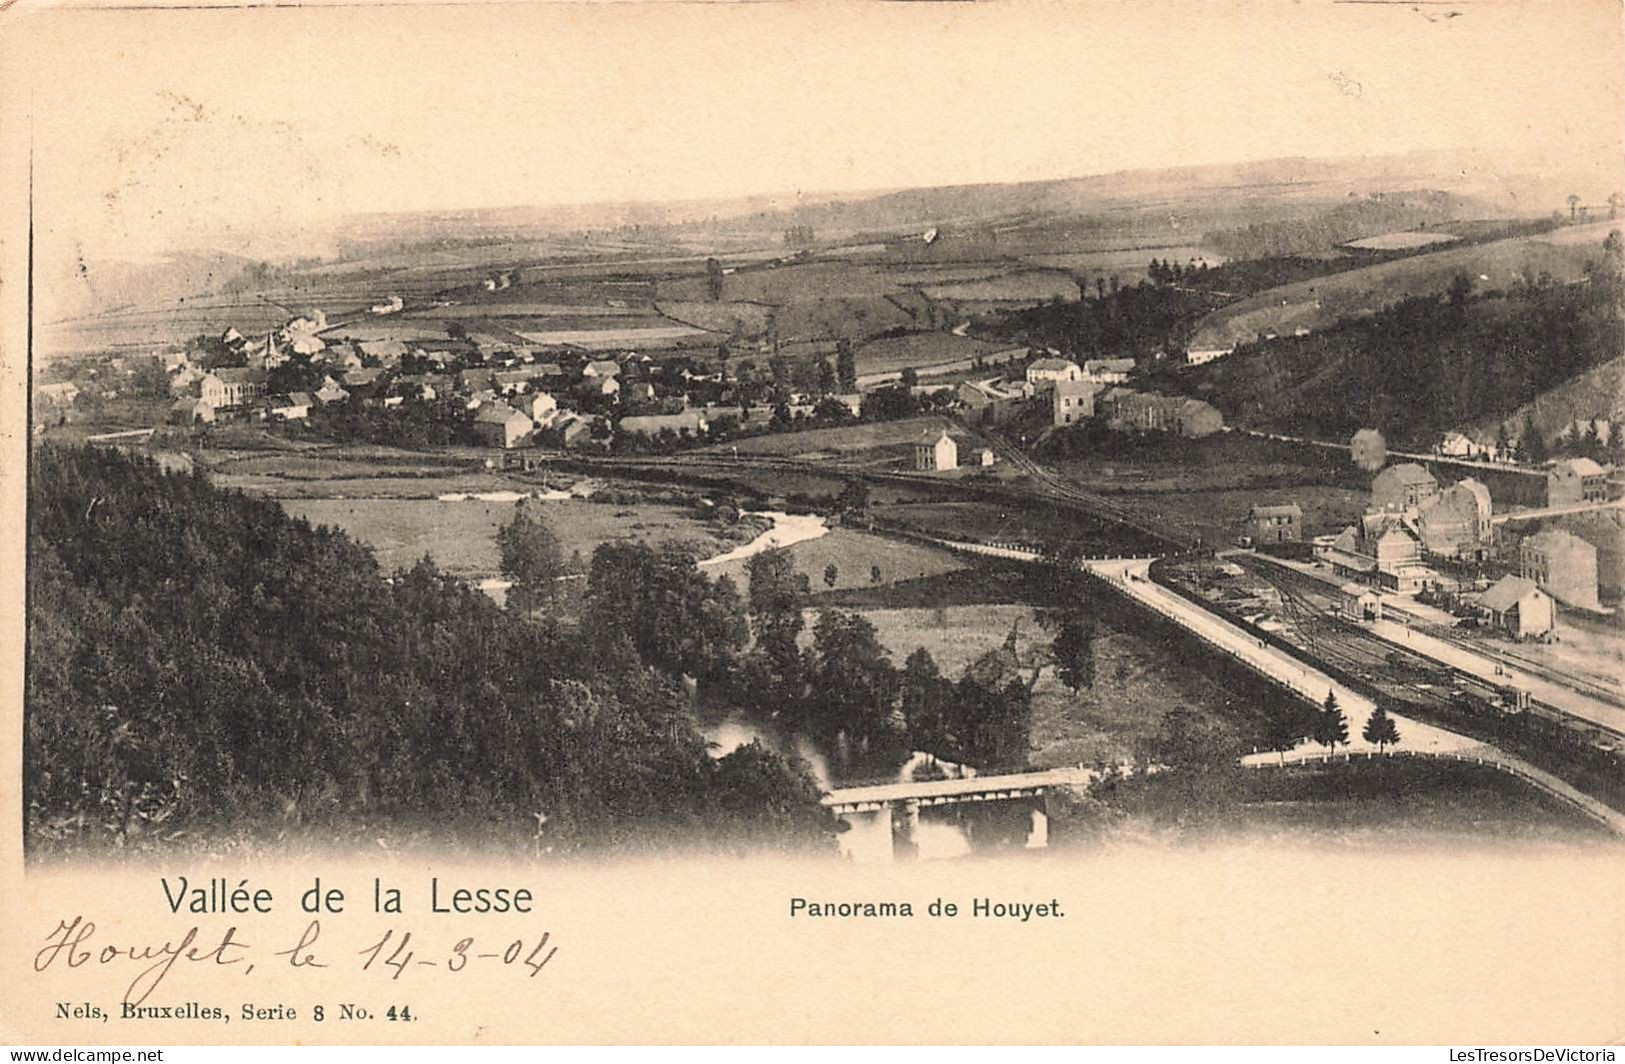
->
xmin=25 ymin=446 xmax=833 ymax=855
xmin=1173 ymin=234 xmax=1625 ymax=446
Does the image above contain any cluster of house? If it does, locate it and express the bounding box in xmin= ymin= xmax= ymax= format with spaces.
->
xmin=1275 ymin=461 xmax=1609 ymax=640
xmin=159 ymin=321 xmax=880 ymax=452
xmin=954 ymin=354 xmax=1225 ymax=439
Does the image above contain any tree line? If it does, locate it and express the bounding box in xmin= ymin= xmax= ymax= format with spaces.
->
xmin=25 ymin=445 xmax=836 ymax=855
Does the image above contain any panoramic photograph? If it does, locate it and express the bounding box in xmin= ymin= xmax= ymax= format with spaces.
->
xmin=19 ymin=0 xmax=1625 ymax=867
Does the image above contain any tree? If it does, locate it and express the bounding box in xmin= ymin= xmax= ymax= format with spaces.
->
xmin=823 ymin=563 xmax=839 ymax=590
xmin=1609 ymin=192 xmax=1622 ymax=221
xmin=816 ymin=359 xmax=838 ymax=395
xmin=1448 ymin=272 xmax=1473 ymax=308
xmin=899 ymin=647 xmax=951 ymax=754
xmin=869 ymin=565 xmax=882 ymax=585
xmin=1047 ymin=611 xmax=1096 ymax=693
xmin=808 ymin=609 xmax=901 ymax=754
xmin=1362 ymin=703 xmax=1401 ymax=753
xmin=1312 ymin=690 xmax=1349 ymax=755
xmin=898 ymin=366 xmax=919 ymax=389
xmin=835 ymin=340 xmax=858 ymax=392
xmin=496 ymin=501 xmax=566 ymax=615
xmin=705 ymin=257 xmax=724 ymax=302
xmin=1143 ymin=707 xmax=1233 ymax=770
xmin=1261 ymin=702 xmax=1312 ymax=764
xmin=1568 ymin=194 xmax=1581 ymax=221
xmin=836 ymin=479 xmax=870 ymax=516
xmin=1521 ymin=413 xmax=1548 ymax=464
xmin=745 ymin=548 xmax=810 ymax=689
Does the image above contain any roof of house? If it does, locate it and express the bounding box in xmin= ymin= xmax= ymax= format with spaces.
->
xmin=1054 ymin=379 xmax=1103 ymax=396
xmin=211 ymin=367 xmax=266 ymax=385
xmin=474 ymin=402 xmax=531 ymax=426
xmin=1480 ymin=575 xmax=1543 ymax=613
xmin=1250 ymin=503 xmax=1303 ymax=519
xmin=1555 ymin=457 xmax=1607 ymax=476
xmin=584 ymin=360 xmax=621 ymax=376
xmin=1083 ymin=358 xmax=1136 ymax=373
xmin=918 ymin=427 xmax=956 ymax=444
xmin=1375 ymin=461 xmax=1437 ymax=486
xmin=1522 ymin=528 xmax=1597 ymax=555
xmin=1028 ymin=358 xmax=1079 ymax=373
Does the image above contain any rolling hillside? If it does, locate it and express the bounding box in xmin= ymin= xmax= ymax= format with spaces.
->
xmin=1188 ymin=221 xmax=1622 ymax=350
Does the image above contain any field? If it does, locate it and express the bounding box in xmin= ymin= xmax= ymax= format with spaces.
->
xmin=1189 ymin=220 xmax=1620 ymax=350
xmin=706 ymin=527 xmax=967 ymax=595
xmin=920 ymin=270 xmax=1080 ymax=302
xmin=655 ymin=300 xmax=775 ymax=340
xmin=852 ymin=332 xmax=1011 ymax=376
xmin=1343 ymin=230 xmax=1460 ymax=251
xmin=708 ymin=416 xmax=964 ymax=461
xmin=510 ymin=324 xmax=719 ymax=348
xmin=280 ymin=496 xmax=746 ymax=580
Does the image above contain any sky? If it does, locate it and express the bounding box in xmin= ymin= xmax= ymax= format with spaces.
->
xmin=4 ymin=0 xmax=1623 ymax=268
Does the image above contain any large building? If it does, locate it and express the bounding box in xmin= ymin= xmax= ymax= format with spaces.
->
xmin=1052 ymin=379 xmax=1101 ymax=427
xmin=1519 ymin=528 xmax=1601 ymax=611
xmin=1546 ymin=458 xmax=1609 ymax=506
xmin=200 ymin=368 xmax=267 ymax=410
xmin=1101 ymin=390 xmax=1223 ymax=438
xmin=473 ymin=402 xmax=535 ymax=449
xmin=914 ymin=428 xmax=958 ymax=472
xmin=1246 ymin=503 xmax=1303 ymax=545
xmin=1477 ymin=575 xmax=1555 ymax=639
xmin=1415 ymin=478 xmax=1492 ymax=559
xmin=1318 ymin=511 xmax=1429 ymax=592
xmin=1371 ymin=462 xmax=1440 ymax=512
xmin=1025 ymin=358 xmax=1082 ymax=388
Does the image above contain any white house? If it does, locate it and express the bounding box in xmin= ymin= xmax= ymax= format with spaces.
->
xmin=914 ymin=428 xmax=958 ymax=472
xmin=1025 ymin=358 xmax=1081 ymax=388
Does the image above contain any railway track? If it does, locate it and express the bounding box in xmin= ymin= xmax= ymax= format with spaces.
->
xmin=1234 ymin=557 xmax=1625 ymax=741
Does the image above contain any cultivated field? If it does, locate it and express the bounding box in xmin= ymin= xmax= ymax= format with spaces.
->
xmin=853 ymin=332 xmax=1011 ymax=376
xmin=707 ymin=416 xmax=963 ymax=460
xmin=1343 ymin=230 xmax=1460 ymax=251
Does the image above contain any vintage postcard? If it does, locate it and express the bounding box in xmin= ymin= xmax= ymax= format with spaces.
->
xmin=1 ymin=0 xmax=1623 ymax=1048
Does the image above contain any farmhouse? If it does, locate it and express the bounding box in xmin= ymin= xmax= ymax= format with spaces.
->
xmin=1082 ymin=358 xmax=1136 ymax=384
xmin=529 ymin=392 xmax=559 ymax=427
xmin=200 ymin=368 xmax=267 ymax=410
xmin=1477 ymin=575 xmax=1555 ymax=640
xmin=1371 ymin=462 xmax=1439 ymax=512
xmin=35 ymin=382 xmax=80 ymax=407
xmin=264 ymin=393 xmax=312 ymax=422
xmin=583 ymin=359 xmax=621 ymax=379
xmin=914 ymin=428 xmax=958 ymax=472
xmin=1052 ymin=379 xmax=1101 ymax=427
xmin=1439 ymin=431 xmax=1478 ymax=458
xmin=315 ymin=382 xmax=350 ymax=406
xmin=1184 ymin=347 xmax=1232 ymax=367
xmin=169 ymin=397 xmax=215 ymax=425
xmin=1246 ymin=503 xmax=1302 ymax=545
xmin=473 ymin=402 xmax=534 ymax=449
xmin=1546 ymin=458 xmax=1608 ymax=506
xmin=579 ymin=376 xmax=621 ymax=399
xmin=1025 ymin=358 xmax=1081 ymax=388
xmin=1519 ymin=528 xmax=1601 ymax=611
xmin=491 ymin=369 xmax=534 ymax=395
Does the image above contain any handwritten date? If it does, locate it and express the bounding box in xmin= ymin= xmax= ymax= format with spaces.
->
xmin=35 ymin=917 xmax=559 ymax=1007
